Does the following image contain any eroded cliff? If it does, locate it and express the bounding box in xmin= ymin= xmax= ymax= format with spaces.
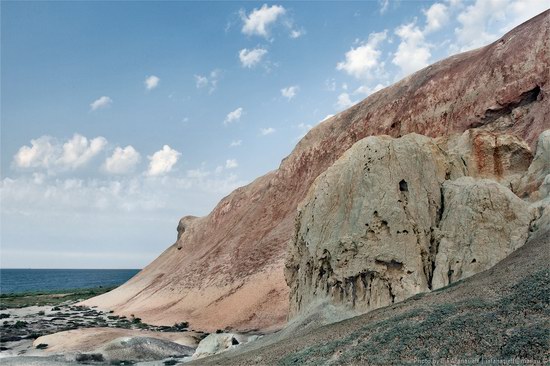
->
xmin=84 ymin=11 xmax=550 ymax=331
xmin=285 ymin=130 xmax=548 ymax=318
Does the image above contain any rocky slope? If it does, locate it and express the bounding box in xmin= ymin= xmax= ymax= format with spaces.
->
xmin=84 ymin=10 xmax=550 ymax=332
xmin=195 ymin=220 xmax=549 ymax=365
xmin=285 ymin=130 xmax=547 ymax=319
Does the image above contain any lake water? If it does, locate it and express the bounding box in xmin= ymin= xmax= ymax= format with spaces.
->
xmin=0 ymin=268 xmax=140 ymax=294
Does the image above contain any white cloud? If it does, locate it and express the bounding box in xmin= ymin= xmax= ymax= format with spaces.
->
xmin=241 ymin=4 xmax=286 ymax=38
xmin=355 ymin=83 xmax=386 ymax=96
xmin=290 ymin=29 xmax=303 ymax=39
xmin=260 ymin=127 xmax=276 ymax=136
xmin=229 ymin=140 xmax=242 ymax=147
xmin=146 ymin=145 xmax=181 ymax=176
xmin=281 ymin=85 xmax=299 ymax=100
xmin=194 ymin=69 xmax=221 ymax=93
xmin=224 ymin=107 xmax=244 ymax=125
xmin=145 ymin=75 xmax=160 ymax=90
xmin=379 ymin=0 xmax=390 ymax=14
xmin=424 ymin=3 xmax=449 ymax=32
xmin=453 ymin=0 xmax=505 ymax=51
xmin=392 ymin=22 xmax=431 ymax=76
xmin=13 ymin=134 xmax=107 ymax=172
xmin=187 ymin=168 xmax=210 ymax=179
xmin=324 ymin=78 xmax=337 ymax=91
xmin=239 ymin=48 xmax=268 ymax=68
xmin=336 ymin=31 xmax=388 ymax=79
xmin=13 ymin=136 xmax=57 ymax=170
xmin=90 ymin=96 xmax=112 ymax=111
xmin=1 ymin=173 xmax=246 ymax=216
xmin=453 ymin=0 xmax=549 ymax=51
xmin=336 ymin=93 xmax=357 ymax=109
xmin=225 ymin=159 xmax=238 ymax=169
xmin=195 ymin=75 xmax=208 ymax=88
xmin=103 ymin=146 xmax=141 ymax=174
xmin=58 ymin=134 xmax=108 ymax=170
xmin=500 ymin=0 xmax=549 ymax=32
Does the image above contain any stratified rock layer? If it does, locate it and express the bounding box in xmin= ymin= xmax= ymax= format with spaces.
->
xmin=84 ymin=11 xmax=550 ymax=331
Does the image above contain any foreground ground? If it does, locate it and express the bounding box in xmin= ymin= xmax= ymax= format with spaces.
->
xmin=194 ymin=227 xmax=550 ymax=365
xmin=1 ymin=232 xmax=548 ymax=365
xmin=0 ymin=288 xmax=206 ymax=365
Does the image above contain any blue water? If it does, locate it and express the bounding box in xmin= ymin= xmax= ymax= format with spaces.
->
xmin=0 ymin=269 xmax=140 ymax=294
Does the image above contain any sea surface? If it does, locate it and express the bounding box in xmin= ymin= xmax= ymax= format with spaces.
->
xmin=0 ymin=268 xmax=140 ymax=294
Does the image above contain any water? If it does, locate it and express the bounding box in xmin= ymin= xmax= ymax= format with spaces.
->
xmin=0 ymin=268 xmax=140 ymax=294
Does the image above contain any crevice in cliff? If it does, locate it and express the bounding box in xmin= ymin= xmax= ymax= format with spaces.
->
xmin=388 ymin=283 xmax=396 ymax=304
xmin=426 ymin=186 xmax=445 ymax=290
xmin=480 ymin=85 xmax=541 ymax=125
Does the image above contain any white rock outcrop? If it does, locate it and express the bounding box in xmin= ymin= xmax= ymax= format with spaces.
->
xmin=432 ymin=177 xmax=533 ymax=289
xmin=286 ymin=130 xmax=547 ymax=319
xmin=192 ymin=332 xmax=240 ymax=359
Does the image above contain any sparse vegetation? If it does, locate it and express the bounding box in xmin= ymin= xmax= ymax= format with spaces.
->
xmin=13 ymin=320 xmax=28 ymax=328
xmin=279 ymin=269 xmax=550 ymax=365
xmin=76 ymin=353 xmax=105 ymax=362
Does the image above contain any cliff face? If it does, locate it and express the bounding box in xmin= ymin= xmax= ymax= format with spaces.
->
xmin=285 ymin=131 xmax=548 ymax=318
xmin=84 ymin=11 xmax=550 ymax=332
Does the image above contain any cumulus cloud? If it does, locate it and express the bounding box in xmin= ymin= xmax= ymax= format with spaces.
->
xmin=424 ymin=3 xmax=449 ymax=32
xmin=229 ymin=140 xmax=242 ymax=147
xmin=13 ymin=136 xmax=57 ymax=170
xmin=336 ymin=93 xmax=357 ymax=109
xmin=290 ymin=29 xmax=303 ymax=39
xmin=13 ymin=134 xmax=107 ymax=172
xmin=1 ymin=172 xmax=247 ymax=216
xmin=260 ymin=127 xmax=276 ymax=136
xmin=90 ymin=96 xmax=112 ymax=111
xmin=194 ymin=69 xmax=221 ymax=93
xmin=336 ymin=31 xmax=388 ymax=79
xmin=144 ymin=75 xmax=160 ymax=90
xmin=453 ymin=0 xmax=549 ymax=51
xmin=281 ymin=85 xmax=299 ymax=100
xmin=103 ymin=146 xmax=141 ymax=174
xmin=392 ymin=22 xmax=431 ymax=77
xmin=224 ymin=107 xmax=244 ymax=125
xmin=240 ymin=4 xmax=286 ymax=38
xmin=146 ymin=145 xmax=181 ymax=176
xmin=58 ymin=134 xmax=108 ymax=170
xmin=225 ymin=159 xmax=238 ymax=169
xmin=239 ymin=48 xmax=268 ymax=68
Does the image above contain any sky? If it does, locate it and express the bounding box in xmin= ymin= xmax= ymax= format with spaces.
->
xmin=1 ymin=0 xmax=548 ymax=269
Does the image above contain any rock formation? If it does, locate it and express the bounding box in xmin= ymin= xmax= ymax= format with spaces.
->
xmin=84 ymin=10 xmax=550 ymax=332
xmin=285 ymin=131 xmax=545 ymax=318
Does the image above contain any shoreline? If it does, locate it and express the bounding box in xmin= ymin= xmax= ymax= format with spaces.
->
xmin=0 ymin=288 xmax=257 ymax=365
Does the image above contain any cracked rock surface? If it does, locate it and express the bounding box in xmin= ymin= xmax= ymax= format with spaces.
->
xmin=286 ymin=130 xmax=547 ymax=319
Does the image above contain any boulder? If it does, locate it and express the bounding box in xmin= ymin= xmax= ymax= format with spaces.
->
xmin=432 ymin=177 xmax=533 ymax=289
xmin=100 ymin=336 xmax=194 ymax=362
xmin=192 ymin=333 xmax=239 ymax=359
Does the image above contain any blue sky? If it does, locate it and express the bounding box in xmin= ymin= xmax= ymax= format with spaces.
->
xmin=1 ymin=0 xmax=547 ymax=268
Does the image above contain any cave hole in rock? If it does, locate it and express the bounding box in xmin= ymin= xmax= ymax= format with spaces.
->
xmin=399 ymin=179 xmax=408 ymax=192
